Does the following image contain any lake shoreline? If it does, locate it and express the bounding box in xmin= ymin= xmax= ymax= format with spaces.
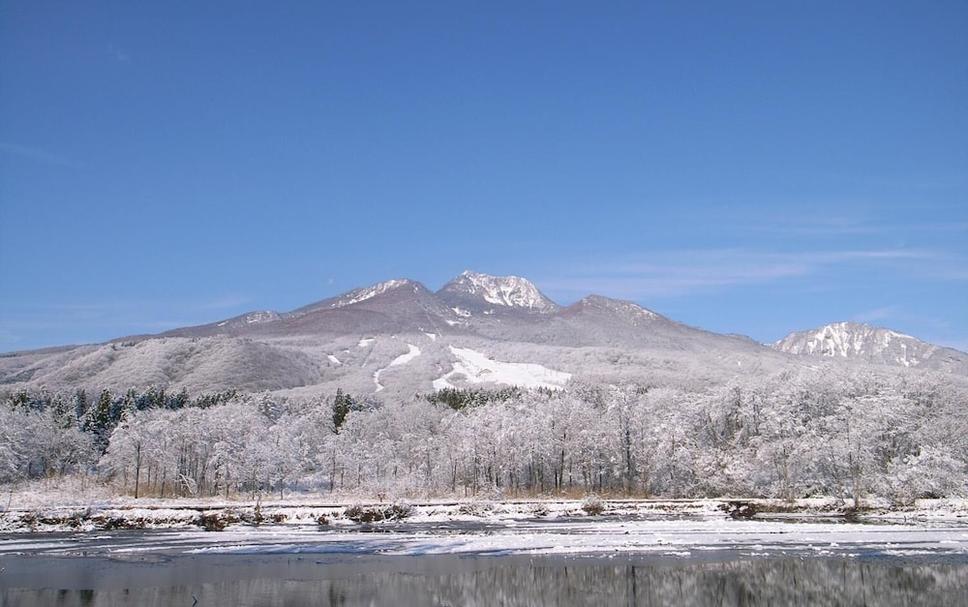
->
xmin=2 ymin=496 xmax=967 ymax=534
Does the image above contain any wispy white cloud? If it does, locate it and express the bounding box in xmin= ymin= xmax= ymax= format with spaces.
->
xmin=0 ymin=294 xmax=253 ymax=349
xmin=851 ymin=305 xmax=900 ymax=323
xmin=539 ymin=248 xmax=950 ymax=299
xmin=198 ymin=295 xmax=251 ymax=310
xmin=732 ymin=212 xmax=968 ymax=238
xmin=0 ymin=142 xmax=81 ymax=168
xmin=108 ymin=43 xmax=131 ymax=64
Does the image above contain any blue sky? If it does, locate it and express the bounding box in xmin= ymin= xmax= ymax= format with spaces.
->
xmin=1 ymin=2 xmax=966 ymax=352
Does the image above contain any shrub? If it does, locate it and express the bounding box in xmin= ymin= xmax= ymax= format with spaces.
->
xmin=344 ymin=502 xmax=413 ymax=523
xmin=719 ymin=501 xmax=758 ymax=519
xmin=458 ymin=501 xmax=496 ymax=517
xmin=581 ymin=495 xmax=606 ymax=516
xmin=199 ymin=512 xmax=228 ymax=531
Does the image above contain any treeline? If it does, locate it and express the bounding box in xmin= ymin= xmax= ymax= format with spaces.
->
xmin=2 ymin=370 xmax=967 ymax=504
xmin=0 ymin=387 xmax=239 ymax=481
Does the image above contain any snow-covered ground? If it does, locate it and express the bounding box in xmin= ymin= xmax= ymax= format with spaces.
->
xmin=432 ymin=346 xmax=572 ymax=390
xmin=185 ymin=519 xmax=968 ymax=559
xmin=1 ymin=506 xmax=966 ymax=561
xmin=373 ymin=343 xmax=421 ymax=391
xmin=3 ymin=495 xmax=968 ymax=544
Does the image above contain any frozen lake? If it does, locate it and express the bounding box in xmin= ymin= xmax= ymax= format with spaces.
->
xmin=2 ymin=516 xmax=967 ymax=605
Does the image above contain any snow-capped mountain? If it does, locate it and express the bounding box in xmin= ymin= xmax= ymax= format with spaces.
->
xmin=437 ymin=271 xmax=559 ymax=313
xmin=774 ymin=322 xmax=968 ymax=371
xmin=567 ymin=295 xmax=660 ymax=323
xmin=2 ymin=273 xmax=965 ymax=396
xmin=291 ymin=279 xmax=422 ymax=315
xmin=214 ymin=310 xmax=282 ymax=330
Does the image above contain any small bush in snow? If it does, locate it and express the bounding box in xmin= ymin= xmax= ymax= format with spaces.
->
xmin=199 ymin=511 xmax=237 ymax=531
xmin=581 ymin=495 xmax=606 ymax=516
xmin=199 ymin=514 xmax=225 ymax=531
xmin=344 ymin=502 xmax=413 ymax=523
xmin=458 ymin=501 xmax=496 ymax=517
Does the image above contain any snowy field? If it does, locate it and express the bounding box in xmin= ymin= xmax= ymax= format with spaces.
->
xmin=4 ymin=516 xmax=965 ymax=561
xmin=2 ymin=498 xmax=967 ymax=558
xmin=3 ymin=492 xmax=968 ymax=531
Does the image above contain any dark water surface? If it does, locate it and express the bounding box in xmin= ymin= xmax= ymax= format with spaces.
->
xmin=2 ymin=552 xmax=967 ymax=607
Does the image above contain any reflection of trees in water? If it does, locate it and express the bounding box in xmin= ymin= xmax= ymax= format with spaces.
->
xmin=370 ymin=560 xmax=967 ymax=607
xmin=9 ymin=559 xmax=968 ymax=606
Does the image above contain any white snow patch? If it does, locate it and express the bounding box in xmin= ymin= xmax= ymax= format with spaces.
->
xmin=424 ymin=332 xmax=437 ymax=341
xmin=373 ymin=344 xmax=421 ymax=392
xmin=178 ymin=517 xmax=968 ymax=559
xmin=244 ymin=311 xmax=279 ymax=324
xmin=432 ymin=346 xmax=571 ymax=390
xmin=358 ymin=338 xmax=375 ymax=348
xmin=331 ymin=279 xmax=413 ymax=309
xmin=390 ymin=344 xmax=421 ymax=367
xmin=327 ymin=355 xmax=342 ymax=365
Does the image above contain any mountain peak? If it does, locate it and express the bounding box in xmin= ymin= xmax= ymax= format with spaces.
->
xmin=437 ymin=271 xmax=558 ymax=312
xmin=328 ymin=278 xmax=424 ymax=309
xmin=773 ymin=321 xmax=933 ymax=367
xmin=576 ymin=294 xmax=660 ymax=319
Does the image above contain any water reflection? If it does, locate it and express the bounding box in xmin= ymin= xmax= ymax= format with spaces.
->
xmin=3 ymin=555 xmax=967 ymax=606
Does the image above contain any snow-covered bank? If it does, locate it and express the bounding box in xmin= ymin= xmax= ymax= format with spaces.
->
xmin=1 ymin=512 xmax=967 ymax=562
xmin=2 ymin=496 xmax=967 ymax=534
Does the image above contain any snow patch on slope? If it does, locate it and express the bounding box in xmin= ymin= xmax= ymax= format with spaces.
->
xmin=330 ymin=279 xmax=415 ymax=309
xmin=244 ymin=311 xmax=280 ymax=324
xmin=390 ymin=344 xmax=421 ymax=367
xmin=432 ymin=346 xmax=571 ymax=390
xmin=373 ymin=344 xmax=421 ymax=392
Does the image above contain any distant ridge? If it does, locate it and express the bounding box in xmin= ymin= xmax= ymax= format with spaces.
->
xmin=1 ymin=271 xmax=965 ymax=395
xmin=773 ymin=321 xmax=966 ymax=370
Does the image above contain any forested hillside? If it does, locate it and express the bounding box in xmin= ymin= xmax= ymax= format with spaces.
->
xmin=3 ymin=368 xmax=965 ymax=505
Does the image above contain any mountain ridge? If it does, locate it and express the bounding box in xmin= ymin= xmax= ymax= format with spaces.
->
xmin=773 ymin=321 xmax=965 ymax=369
xmin=2 ymin=272 xmax=965 ymax=396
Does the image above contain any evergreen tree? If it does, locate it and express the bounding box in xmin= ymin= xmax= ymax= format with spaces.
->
xmin=51 ymin=393 xmax=75 ymax=429
xmin=73 ymin=389 xmax=89 ymax=419
xmin=84 ymin=389 xmax=113 ymax=452
xmin=10 ymin=389 xmax=30 ymax=411
xmin=332 ymin=388 xmax=352 ymax=432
